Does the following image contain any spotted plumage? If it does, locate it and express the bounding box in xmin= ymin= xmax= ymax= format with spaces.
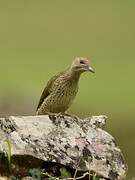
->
xmin=36 ymin=57 xmax=94 ymax=115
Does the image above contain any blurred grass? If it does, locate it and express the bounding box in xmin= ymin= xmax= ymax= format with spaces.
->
xmin=0 ymin=0 xmax=135 ymax=179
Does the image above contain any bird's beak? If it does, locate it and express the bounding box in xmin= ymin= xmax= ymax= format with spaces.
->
xmin=88 ymin=66 xmax=95 ymax=73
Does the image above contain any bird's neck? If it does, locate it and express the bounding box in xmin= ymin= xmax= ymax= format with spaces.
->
xmin=65 ymin=68 xmax=81 ymax=82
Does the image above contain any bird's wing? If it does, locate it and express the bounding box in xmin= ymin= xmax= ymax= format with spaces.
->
xmin=36 ymin=71 xmax=65 ymax=110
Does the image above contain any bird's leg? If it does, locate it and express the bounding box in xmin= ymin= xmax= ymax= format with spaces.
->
xmin=36 ymin=111 xmax=78 ymax=120
xmin=61 ymin=112 xmax=79 ymax=120
xmin=43 ymin=112 xmax=65 ymax=118
xmin=46 ymin=112 xmax=79 ymax=120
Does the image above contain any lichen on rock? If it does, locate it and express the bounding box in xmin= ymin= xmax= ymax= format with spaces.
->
xmin=0 ymin=115 xmax=127 ymax=179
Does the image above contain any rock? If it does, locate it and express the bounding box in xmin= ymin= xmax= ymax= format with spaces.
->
xmin=0 ymin=115 xmax=127 ymax=179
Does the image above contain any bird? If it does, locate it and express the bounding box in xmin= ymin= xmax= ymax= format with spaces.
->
xmin=36 ymin=57 xmax=95 ymax=115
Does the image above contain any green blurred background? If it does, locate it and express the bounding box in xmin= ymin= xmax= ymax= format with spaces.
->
xmin=0 ymin=0 xmax=134 ymax=178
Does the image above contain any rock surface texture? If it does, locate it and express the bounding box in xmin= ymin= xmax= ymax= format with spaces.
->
xmin=0 ymin=115 xmax=127 ymax=179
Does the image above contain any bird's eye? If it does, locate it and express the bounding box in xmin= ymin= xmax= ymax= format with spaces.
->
xmin=80 ymin=60 xmax=85 ymax=64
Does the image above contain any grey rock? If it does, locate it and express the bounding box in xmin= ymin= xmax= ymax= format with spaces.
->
xmin=0 ymin=115 xmax=127 ymax=179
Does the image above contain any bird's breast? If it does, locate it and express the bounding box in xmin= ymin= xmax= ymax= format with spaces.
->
xmin=48 ymin=78 xmax=79 ymax=112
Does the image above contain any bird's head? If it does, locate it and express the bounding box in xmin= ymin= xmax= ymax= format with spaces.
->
xmin=70 ymin=57 xmax=95 ymax=74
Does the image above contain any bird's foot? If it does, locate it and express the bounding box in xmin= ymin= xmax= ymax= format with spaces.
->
xmin=36 ymin=112 xmax=78 ymax=120
xmin=43 ymin=112 xmax=65 ymax=119
xmin=62 ymin=112 xmax=79 ymax=120
xmin=40 ymin=112 xmax=79 ymax=120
